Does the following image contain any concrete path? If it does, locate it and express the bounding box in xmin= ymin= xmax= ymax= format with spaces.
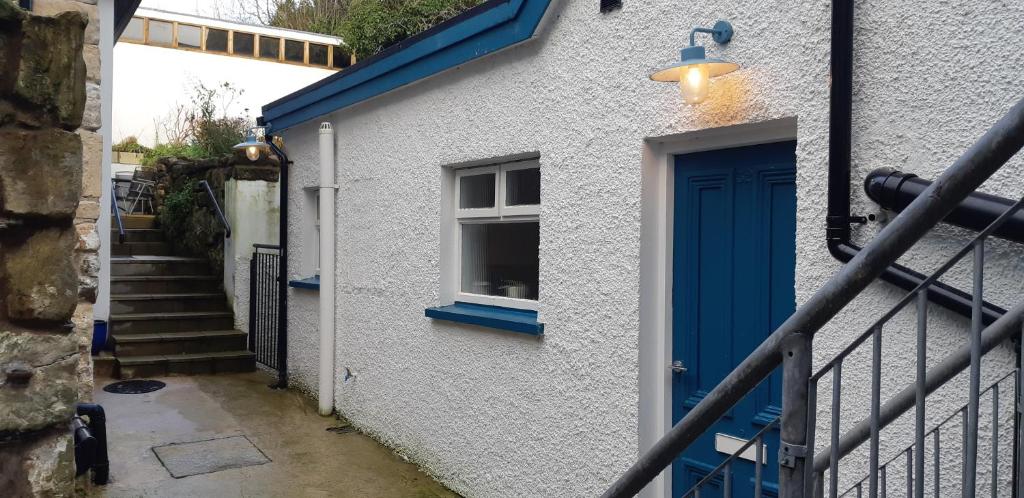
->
xmin=88 ymin=372 xmax=458 ymax=498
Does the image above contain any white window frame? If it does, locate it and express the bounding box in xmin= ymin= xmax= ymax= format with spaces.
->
xmin=450 ymin=158 xmax=540 ymax=310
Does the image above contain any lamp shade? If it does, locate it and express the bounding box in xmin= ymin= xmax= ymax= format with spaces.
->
xmin=650 ymin=45 xmax=739 ymax=82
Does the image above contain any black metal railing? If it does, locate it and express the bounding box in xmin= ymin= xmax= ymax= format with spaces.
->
xmin=111 ymin=179 xmax=125 ymax=244
xmin=602 ymin=99 xmax=1024 ymax=498
xmin=249 ymin=244 xmax=284 ymax=387
xmin=197 ymin=180 xmax=231 ymax=238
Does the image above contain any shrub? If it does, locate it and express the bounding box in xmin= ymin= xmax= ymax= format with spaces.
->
xmin=141 ymin=142 xmax=201 ymax=166
xmin=112 ymin=136 xmax=150 ymax=154
xmin=341 ymin=0 xmax=483 ymax=58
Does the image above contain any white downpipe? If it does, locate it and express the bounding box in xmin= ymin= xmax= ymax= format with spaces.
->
xmin=318 ymin=122 xmax=336 ymax=416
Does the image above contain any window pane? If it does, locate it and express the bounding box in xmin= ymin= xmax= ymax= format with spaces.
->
xmin=233 ymin=32 xmax=255 ymax=56
xmin=123 ymin=17 xmax=144 ymax=41
xmin=148 ymin=20 xmax=173 ymax=45
xmin=259 ymin=36 xmax=280 ymax=59
xmin=309 ymin=43 xmax=328 ymax=66
xmin=506 ymin=167 xmax=540 ymax=206
xmin=177 ymin=24 xmax=201 ymax=48
xmin=332 ymin=48 xmax=351 ymax=68
xmin=459 ymin=173 xmax=495 ymax=209
xmin=206 ymin=28 xmax=228 ymax=52
xmin=285 ymin=39 xmax=305 ymax=62
xmin=461 ymin=222 xmax=539 ymax=300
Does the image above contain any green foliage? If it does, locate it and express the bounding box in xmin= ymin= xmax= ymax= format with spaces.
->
xmin=159 ymin=183 xmax=197 ymax=248
xmin=340 ymin=0 xmax=483 ymax=59
xmin=186 ymin=82 xmax=251 ymax=158
xmin=112 ymin=136 xmax=150 ymax=154
xmin=141 ymin=142 xmax=201 ymax=166
xmin=147 ymin=81 xmax=251 ymax=165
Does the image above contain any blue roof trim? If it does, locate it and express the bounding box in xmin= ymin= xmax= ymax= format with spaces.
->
xmin=261 ymin=0 xmax=552 ymax=132
xmin=425 ymin=302 xmax=544 ymax=336
xmin=288 ymin=275 xmax=320 ymax=290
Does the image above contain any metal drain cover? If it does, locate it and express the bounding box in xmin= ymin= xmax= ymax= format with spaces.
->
xmin=103 ymin=379 xmax=166 ymax=394
xmin=153 ymin=436 xmax=270 ymax=478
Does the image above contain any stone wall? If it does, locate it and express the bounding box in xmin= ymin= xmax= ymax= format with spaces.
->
xmin=34 ymin=0 xmax=103 ymax=404
xmin=0 ymin=1 xmax=92 ymax=496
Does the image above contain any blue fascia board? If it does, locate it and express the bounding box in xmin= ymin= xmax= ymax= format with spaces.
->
xmin=288 ymin=275 xmax=320 ymax=290
xmin=425 ymin=301 xmax=544 ymax=336
xmin=262 ymin=0 xmax=551 ymax=133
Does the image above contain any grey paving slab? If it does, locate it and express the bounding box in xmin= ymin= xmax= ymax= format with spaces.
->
xmin=153 ymin=435 xmax=269 ymax=478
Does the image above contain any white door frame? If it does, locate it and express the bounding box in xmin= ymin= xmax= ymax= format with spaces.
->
xmin=637 ymin=117 xmax=798 ymax=498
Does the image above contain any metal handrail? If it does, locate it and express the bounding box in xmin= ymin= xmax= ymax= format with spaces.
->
xmin=111 ymin=179 xmax=125 ymax=244
xmin=601 ymin=99 xmax=1024 ymax=498
xmin=197 ymin=180 xmax=231 ymax=238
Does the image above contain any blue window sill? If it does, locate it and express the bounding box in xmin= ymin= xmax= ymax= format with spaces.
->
xmin=288 ymin=276 xmax=320 ymax=290
xmin=424 ymin=302 xmax=543 ymax=336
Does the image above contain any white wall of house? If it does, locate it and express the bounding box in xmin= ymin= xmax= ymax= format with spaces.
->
xmin=112 ymin=41 xmax=336 ymax=147
xmin=224 ymin=179 xmax=280 ymax=312
xmin=278 ymin=1 xmax=1024 ymax=496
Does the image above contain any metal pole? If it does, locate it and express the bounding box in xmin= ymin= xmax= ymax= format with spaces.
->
xmin=780 ymin=333 xmax=812 ymax=498
xmin=268 ymin=138 xmax=289 ymax=389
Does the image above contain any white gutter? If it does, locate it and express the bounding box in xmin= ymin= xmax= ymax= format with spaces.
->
xmin=318 ymin=122 xmax=337 ymax=416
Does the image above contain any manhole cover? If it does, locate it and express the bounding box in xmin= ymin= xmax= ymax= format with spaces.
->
xmin=103 ymin=380 xmax=166 ymax=394
xmin=153 ymin=436 xmax=270 ymax=478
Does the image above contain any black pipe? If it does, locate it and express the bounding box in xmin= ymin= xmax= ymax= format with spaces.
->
xmin=866 ymin=167 xmax=1024 ymax=244
xmin=824 ymin=0 xmax=1005 ymax=326
xmin=267 ymin=137 xmax=289 ymax=389
xmin=75 ymin=403 xmax=109 ymax=485
xmin=71 ymin=416 xmax=96 ymax=477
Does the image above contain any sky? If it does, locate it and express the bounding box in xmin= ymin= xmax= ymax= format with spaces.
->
xmin=138 ymin=0 xmax=251 ymax=22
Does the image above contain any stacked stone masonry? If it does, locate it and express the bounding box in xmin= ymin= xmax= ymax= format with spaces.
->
xmin=0 ymin=0 xmax=97 ymax=496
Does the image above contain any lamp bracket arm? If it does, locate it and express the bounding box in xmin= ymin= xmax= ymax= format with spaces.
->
xmin=689 ymin=20 xmax=734 ymax=47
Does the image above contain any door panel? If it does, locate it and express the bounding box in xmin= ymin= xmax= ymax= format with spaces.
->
xmin=671 ymin=141 xmax=796 ymax=497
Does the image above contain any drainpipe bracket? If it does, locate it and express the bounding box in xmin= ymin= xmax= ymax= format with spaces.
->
xmin=779 ymin=441 xmax=808 ymax=468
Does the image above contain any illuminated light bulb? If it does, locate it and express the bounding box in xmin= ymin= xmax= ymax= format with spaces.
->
xmin=680 ymin=64 xmax=710 ymax=104
xmin=246 ymin=144 xmax=261 ymax=162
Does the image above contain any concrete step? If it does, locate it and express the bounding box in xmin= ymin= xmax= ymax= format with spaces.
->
xmin=111 ymin=229 xmax=164 ymax=243
xmin=112 ymin=330 xmax=247 ymax=356
xmin=92 ymin=352 xmax=117 ymax=378
xmin=115 ymin=214 xmax=157 ymax=229
xmin=110 ymin=275 xmax=221 ymax=294
xmin=110 ymin=311 xmax=234 ymax=334
xmin=110 ymin=293 xmax=228 ymax=314
xmin=117 ymin=350 xmax=256 ymax=378
xmin=110 ymin=256 xmax=209 ymax=277
xmin=111 ymin=241 xmax=172 ymax=256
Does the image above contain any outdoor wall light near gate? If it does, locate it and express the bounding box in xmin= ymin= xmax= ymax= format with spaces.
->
xmin=234 ymin=126 xmax=271 ymax=162
xmin=651 ymin=20 xmax=739 ymax=105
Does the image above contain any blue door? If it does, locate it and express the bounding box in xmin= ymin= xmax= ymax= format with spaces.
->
xmin=671 ymin=141 xmax=796 ymax=497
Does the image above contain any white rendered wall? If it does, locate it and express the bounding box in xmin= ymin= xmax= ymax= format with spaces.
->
xmin=112 ymin=43 xmax=335 ymax=147
xmin=224 ymin=179 xmax=279 ymax=313
xmin=279 ymin=1 xmax=1024 ymax=496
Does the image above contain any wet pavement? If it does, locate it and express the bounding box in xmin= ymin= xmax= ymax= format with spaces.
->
xmin=87 ymin=372 xmax=458 ymax=498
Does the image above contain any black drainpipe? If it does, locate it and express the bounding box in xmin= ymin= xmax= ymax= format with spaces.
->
xmin=826 ymin=0 xmax=1005 ymax=325
xmin=267 ymin=134 xmax=289 ymax=389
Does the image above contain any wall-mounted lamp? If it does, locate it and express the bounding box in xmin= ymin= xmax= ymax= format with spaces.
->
xmin=650 ymin=20 xmax=739 ymax=104
xmin=233 ymin=126 xmax=271 ymax=162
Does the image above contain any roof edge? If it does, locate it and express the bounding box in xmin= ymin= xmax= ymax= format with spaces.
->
xmin=261 ymin=0 xmax=553 ymax=133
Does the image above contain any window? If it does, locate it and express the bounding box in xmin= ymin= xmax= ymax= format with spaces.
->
xmin=177 ymin=24 xmax=201 ymax=49
xmin=308 ymin=43 xmax=329 ymax=66
xmin=453 ymin=159 xmax=540 ymax=305
xmin=122 ymin=17 xmax=144 ymax=41
xmin=148 ymin=20 xmax=173 ymax=45
xmin=259 ymin=36 xmax=280 ymax=59
xmin=205 ymin=28 xmax=228 ymax=52
xmin=284 ymin=39 xmax=305 ymax=62
xmin=332 ymin=48 xmax=351 ymax=69
xmin=233 ymin=32 xmax=255 ymax=56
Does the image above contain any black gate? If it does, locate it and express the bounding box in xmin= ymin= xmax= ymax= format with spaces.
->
xmin=249 ymin=244 xmax=285 ymax=386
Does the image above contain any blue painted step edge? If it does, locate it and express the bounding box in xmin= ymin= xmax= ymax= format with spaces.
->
xmin=424 ymin=302 xmax=543 ymax=336
xmin=288 ymin=275 xmax=320 ymax=290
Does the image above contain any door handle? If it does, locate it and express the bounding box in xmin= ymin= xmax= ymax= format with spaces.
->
xmin=669 ymin=360 xmax=687 ymax=374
